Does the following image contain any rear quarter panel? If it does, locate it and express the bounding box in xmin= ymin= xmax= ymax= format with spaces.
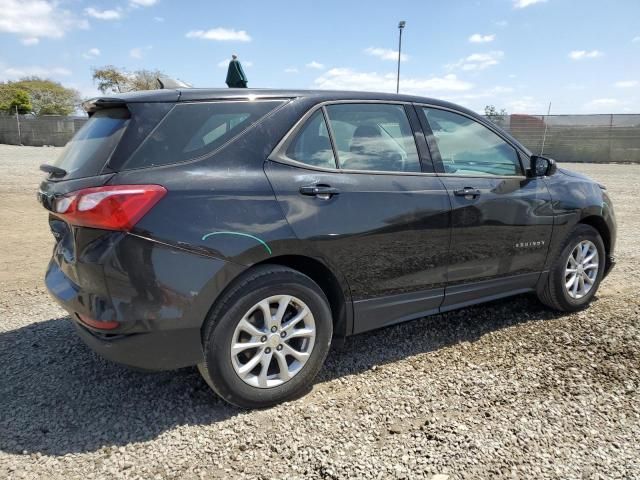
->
xmin=115 ymin=97 xmax=317 ymax=265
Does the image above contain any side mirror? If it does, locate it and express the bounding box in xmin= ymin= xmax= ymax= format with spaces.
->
xmin=530 ymin=155 xmax=557 ymax=177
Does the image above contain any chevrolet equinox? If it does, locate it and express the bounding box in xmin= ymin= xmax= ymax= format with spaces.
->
xmin=38 ymin=89 xmax=616 ymax=408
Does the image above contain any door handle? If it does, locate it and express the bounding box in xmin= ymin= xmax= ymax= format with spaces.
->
xmin=299 ymin=185 xmax=340 ymax=199
xmin=454 ymin=187 xmax=481 ymax=198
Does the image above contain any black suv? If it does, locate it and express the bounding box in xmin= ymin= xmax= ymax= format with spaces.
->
xmin=39 ymin=89 xmax=616 ymax=408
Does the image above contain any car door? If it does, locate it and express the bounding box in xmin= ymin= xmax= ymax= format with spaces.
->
xmin=266 ymin=102 xmax=451 ymax=333
xmin=416 ymin=105 xmax=554 ymax=310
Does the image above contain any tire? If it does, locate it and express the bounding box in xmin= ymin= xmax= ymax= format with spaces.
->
xmin=198 ymin=265 xmax=333 ymax=408
xmin=538 ymin=224 xmax=605 ymax=312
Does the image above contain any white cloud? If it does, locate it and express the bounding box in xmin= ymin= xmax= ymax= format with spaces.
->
xmin=583 ymin=98 xmax=621 ymax=111
xmin=1 ymin=65 xmax=72 ymax=79
xmin=129 ymin=46 xmax=152 ymax=59
xmin=364 ymin=47 xmax=408 ymax=62
xmin=284 ymin=67 xmax=299 ymax=73
xmin=469 ymin=33 xmax=495 ymax=43
xmin=130 ymin=0 xmax=157 ymax=6
xmin=21 ymin=37 xmax=39 ymax=46
xmin=70 ymin=83 xmax=103 ymax=101
xmin=633 ymin=36 xmax=640 ymax=43
xmin=306 ymin=61 xmax=325 ymax=70
xmin=313 ymin=68 xmax=473 ymax=95
xmin=84 ymin=7 xmax=121 ymax=20
xmin=459 ymin=86 xmax=514 ymax=98
xmin=447 ymin=51 xmax=504 ymax=71
xmin=186 ymin=28 xmax=252 ymax=42
xmin=506 ymin=96 xmax=543 ymax=113
xmin=495 ymin=20 xmax=508 ymax=27
xmin=614 ymin=80 xmax=638 ymax=88
xmin=217 ymin=59 xmax=253 ymax=68
xmin=568 ymin=50 xmax=603 ymax=60
xmin=154 ymin=16 xmax=164 ymax=22
xmin=82 ymin=48 xmax=101 ymax=59
xmin=514 ymin=0 xmax=547 ymax=8
xmin=0 ymin=0 xmax=88 ymax=43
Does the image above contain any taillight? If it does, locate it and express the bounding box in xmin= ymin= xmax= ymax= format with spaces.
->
xmin=54 ymin=184 xmax=167 ymax=231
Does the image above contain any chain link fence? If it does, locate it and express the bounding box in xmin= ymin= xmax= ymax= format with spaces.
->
xmin=1 ymin=112 xmax=640 ymax=163
xmin=498 ymin=114 xmax=640 ymax=163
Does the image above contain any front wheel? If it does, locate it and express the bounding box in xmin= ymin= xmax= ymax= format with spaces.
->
xmin=199 ymin=265 xmax=333 ymax=408
xmin=538 ymin=224 xmax=605 ymax=312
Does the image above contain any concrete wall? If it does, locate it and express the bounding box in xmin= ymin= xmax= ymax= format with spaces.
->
xmin=0 ymin=115 xmax=87 ymax=147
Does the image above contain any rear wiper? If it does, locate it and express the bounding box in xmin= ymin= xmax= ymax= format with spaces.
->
xmin=40 ymin=164 xmax=67 ymax=178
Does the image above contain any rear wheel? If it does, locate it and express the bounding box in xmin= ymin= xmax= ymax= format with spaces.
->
xmin=538 ymin=224 xmax=605 ymax=311
xmin=199 ymin=265 xmax=333 ymax=408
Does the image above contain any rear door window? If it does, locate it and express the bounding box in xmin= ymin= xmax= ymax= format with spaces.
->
xmin=50 ymin=108 xmax=130 ymax=179
xmin=324 ymin=103 xmax=421 ymax=172
xmin=124 ymin=100 xmax=284 ymax=169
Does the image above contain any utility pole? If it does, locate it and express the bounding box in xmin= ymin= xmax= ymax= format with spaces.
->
xmin=540 ymin=101 xmax=552 ymax=156
xmin=396 ymin=21 xmax=406 ymax=94
xmin=15 ymin=105 xmax=22 ymax=146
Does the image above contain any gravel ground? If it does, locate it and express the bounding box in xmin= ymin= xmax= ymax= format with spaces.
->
xmin=0 ymin=145 xmax=638 ymax=479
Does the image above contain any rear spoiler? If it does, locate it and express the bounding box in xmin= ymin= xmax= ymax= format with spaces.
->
xmin=83 ymin=76 xmax=190 ymax=114
xmin=82 ymin=97 xmax=126 ymax=114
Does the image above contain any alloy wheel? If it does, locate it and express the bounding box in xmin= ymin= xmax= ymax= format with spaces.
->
xmin=565 ymin=240 xmax=599 ymax=299
xmin=230 ymin=295 xmax=316 ymax=388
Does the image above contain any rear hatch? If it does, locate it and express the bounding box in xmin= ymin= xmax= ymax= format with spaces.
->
xmin=39 ymin=91 xmax=287 ymax=295
xmin=38 ymin=94 xmax=178 ymax=299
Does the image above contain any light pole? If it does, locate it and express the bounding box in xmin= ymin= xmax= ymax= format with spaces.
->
xmin=396 ymin=20 xmax=406 ymax=94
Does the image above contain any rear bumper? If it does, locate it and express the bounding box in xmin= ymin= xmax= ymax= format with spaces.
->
xmin=45 ymin=233 xmax=245 ymax=370
xmin=71 ymin=320 xmax=202 ymax=371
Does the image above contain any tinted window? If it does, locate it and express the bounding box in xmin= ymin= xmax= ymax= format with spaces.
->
xmin=125 ymin=100 xmax=283 ymax=169
xmin=52 ymin=108 xmax=129 ymax=179
xmin=286 ymin=110 xmax=336 ymax=168
xmin=325 ymin=104 xmax=420 ymax=172
xmin=423 ymin=108 xmax=522 ymax=176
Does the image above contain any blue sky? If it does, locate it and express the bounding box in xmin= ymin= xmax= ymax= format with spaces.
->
xmin=1 ymin=0 xmax=639 ymax=114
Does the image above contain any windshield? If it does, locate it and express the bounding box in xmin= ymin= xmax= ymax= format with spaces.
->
xmin=51 ymin=108 xmax=130 ymax=179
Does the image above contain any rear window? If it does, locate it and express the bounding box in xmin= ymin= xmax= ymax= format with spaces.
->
xmin=123 ymin=100 xmax=284 ymax=169
xmin=51 ymin=108 xmax=129 ymax=179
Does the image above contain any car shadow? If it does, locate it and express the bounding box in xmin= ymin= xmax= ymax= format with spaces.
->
xmin=0 ymin=294 xmax=564 ymax=456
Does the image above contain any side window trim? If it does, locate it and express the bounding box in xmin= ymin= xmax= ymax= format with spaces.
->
xmin=270 ymin=100 xmax=440 ymax=176
xmin=415 ymin=103 xmax=528 ymax=177
xmin=414 ymin=104 xmax=445 ymax=173
xmin=405 ymin=104 xmax=435 ymax=174
xmin=321 ymin=105 xmax=341 ymax=169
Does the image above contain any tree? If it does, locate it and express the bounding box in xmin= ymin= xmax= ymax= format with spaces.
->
xmin=92 ymin=65 xmax=165 ymax=93
xmin=128 ymin=69 xmax=165 ymax=91
xmin=2 ymin=78 xmax=80 ymax=115
xmin=484 ymin=105 xmax=509 ymax=128
xmin=91 ymin=66 xmax=129 ymax=94
xmin=0 ymin=85 xmax=33 ymax=114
